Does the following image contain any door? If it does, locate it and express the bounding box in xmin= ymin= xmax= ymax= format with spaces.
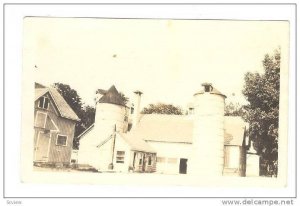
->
xmin=34 ymin=131 xmax=51 ymax=162
xmin=179 ymin=158 xmax=188 ymax=174
xmin=142 ymin=154 xmax=146 ymax=172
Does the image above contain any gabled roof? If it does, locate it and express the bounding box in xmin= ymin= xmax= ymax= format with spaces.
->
xmin=120 ymin=133 xmax=156 ymax=153
xmin=98 ymin=85 xmax=125 ymax=106
xmin=127 ymin=114 xmax=193 ymax=143
xmin=126 ymin=114 xmax=247 ymax=146
xmin=95 ymin=131 xmax=156 ymax=153
xmin=35 ymin=82 xmax=46 ymax=88
xmin=35 ymin=86 xmax=80 ymax=121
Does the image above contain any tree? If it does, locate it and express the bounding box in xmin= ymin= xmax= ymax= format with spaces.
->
xmin=141 ymin=103 xmax=183 ymax=115
xmin=53 ymin=83 xmax=95 ymax=149
xmin=119 ymin=92 xmax=129 ymax=105
xmin=242 ymin=49 xmax=280 ymax=177
xmin=225 ymin=102 xmax=247 ymax=117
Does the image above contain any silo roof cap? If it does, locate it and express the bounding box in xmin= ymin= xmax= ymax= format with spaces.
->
xmin=98 ymin=85 xmax=126 ymax=106
xmin=134 ymin=90 xmax=143 ymax=95
xmin=194 ymin=83 xmax=227 ymax=98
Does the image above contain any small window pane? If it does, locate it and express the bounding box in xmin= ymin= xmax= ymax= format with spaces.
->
xmin=44 ymin=98 xmax=49 ymax=109
xmin=38 ymin=98 xmax=44 ymax=108
xmin=57 ymin=135 xmax=67 ymax=146
xmin=116 ymin=151 xmax=125 ymax=163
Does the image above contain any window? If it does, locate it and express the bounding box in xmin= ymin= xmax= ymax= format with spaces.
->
xmin=38 ymin=96 xmax=49 ymax=109
xmin=139 ymin=158 xmax=142 ymax=165
xmin=148 ymin=157 xmax=152 ymax=165
xmin=131 ymin=107 xmax=134 ymax=114
xmin=56 ymin=135 xmax=67 ymax=146
xmin=116 ymin=151 xmax=125 ymax=163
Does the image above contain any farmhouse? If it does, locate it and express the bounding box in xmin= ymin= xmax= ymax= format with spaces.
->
xmin=34 ymin=83 xmax=80 ymax=165
xmin=77 ymin=83 xmax=259 ymax=176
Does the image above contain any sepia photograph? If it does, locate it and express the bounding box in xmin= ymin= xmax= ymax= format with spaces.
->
xmin=23 ymin=17 xmax=288 ymax=182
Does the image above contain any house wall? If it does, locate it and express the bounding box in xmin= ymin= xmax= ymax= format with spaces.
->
xmin=224 ymin=146 xmax=240 ymax=168
xmin=223 ymin=145 xmax=246 ymax=177
xmin=246 ymin=154 xmax=260 ymax=177
xmin=78 ymin=129 xmax=114 ymax=170
xmin=34 ymin=94 xmax=76 ymax=164
xmin=147 ymin=141 xmax=191 ymax=174
xmin=113 ymin=134 xmax=131 ymax=172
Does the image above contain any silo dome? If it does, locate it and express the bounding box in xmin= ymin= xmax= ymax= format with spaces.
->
xmin=188 ymin=83 xmax=226 ymax=176
xmin=94 ymin=85 xmax=126 ymax=136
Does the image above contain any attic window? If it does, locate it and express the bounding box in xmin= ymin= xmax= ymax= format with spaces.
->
xmin=38 ymin=96 xmax=49 ymax=109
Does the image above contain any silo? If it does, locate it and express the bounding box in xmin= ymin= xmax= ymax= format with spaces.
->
xmin=93 ymin=85 xmax=126 ymax=169
xmin=188 ymin=83 xmax=226 ymax=176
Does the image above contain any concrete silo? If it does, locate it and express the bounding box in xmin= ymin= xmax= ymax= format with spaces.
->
xmin=188 ymin=83 xmax=226 ymax=176
xmin=93 ymin=85 xmax=126 ymax=169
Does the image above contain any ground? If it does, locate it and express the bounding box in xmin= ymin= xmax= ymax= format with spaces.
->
xmin=31 ymin=166 xmax=280 ymax=188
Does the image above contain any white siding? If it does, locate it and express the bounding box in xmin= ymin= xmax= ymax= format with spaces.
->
xmin=246 ymin=154 xmax=260 ymax=177
xmin=147 ymin=141 xmax=191 ymax=174
xmin=113 ymin=134 xmax=131 ymax=172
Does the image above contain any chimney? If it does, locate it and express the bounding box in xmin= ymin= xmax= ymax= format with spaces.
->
xmin=132 ymin=90 xmax=143 ymax=128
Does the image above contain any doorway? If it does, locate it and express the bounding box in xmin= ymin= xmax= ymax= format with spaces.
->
xmin=34 ymin=131 xmax=51 ymax=162
xmin=179 ymin=158 xmax=188 ymax=174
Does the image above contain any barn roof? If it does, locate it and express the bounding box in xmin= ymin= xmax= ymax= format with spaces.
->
xmin=120 ymin=133 xmax=156 ymax=153
xmin=98 ymin=85 xmax=125 ymax=106
xmin=95 ymin=132 xmax=156 ymax=153
xmin=126 ymin=114 xmax=247 ymax=146
xmin=35 ymin=87 xmax=80 ymax=121
xmin=127 ymin=114 xmax=193 ymax=143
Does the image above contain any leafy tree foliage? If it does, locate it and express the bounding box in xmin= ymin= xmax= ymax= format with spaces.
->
xmin=119 ymin=92 xmax=129 ymax=105
xmin=141 ymin=103 xmax=183 ymax=115
xmin=53 ymin=83 xmax=95 ymax=149
xmin=225 ymin=102 xmax=247 ymax=117
xmin=242 ymin=49 xmax=280 ymax=177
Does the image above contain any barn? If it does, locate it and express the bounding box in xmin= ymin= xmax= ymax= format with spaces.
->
xmin=34 ymin=83 xmax=80 ymax=166
xmin=77 ymin=83 xmax=259 ymax=176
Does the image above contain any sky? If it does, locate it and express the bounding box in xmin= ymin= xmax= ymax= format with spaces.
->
xmin=23 ymin=18 xmax=289 ymax=109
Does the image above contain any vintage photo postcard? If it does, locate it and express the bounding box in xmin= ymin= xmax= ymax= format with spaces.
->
xmin=21 ymin=17 xmax=290 ymax=189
